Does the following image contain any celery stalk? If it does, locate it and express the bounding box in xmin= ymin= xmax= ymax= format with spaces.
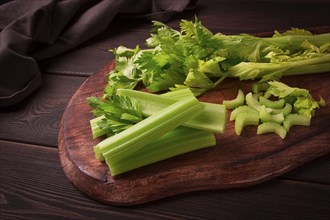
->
xmin=229 ymin=54 xmax=330 ymax=80
xmin=117 ymin=88 xmax=226 ymax=133
xmin=90 ymin=115 xmax=109 ymax=139
xmin=283 ymin=113 xmax=311 ymax=131
xmin=222 ymin=89 xmax=245 ymax=110
xmin=264 ymin=33 xmax=330 ymax=48
xmin=96 ymin=96 xmax=204 ymax=162
xmin=161 ymin=89 xmax=196 ymax=100
xmin=107 ymin=126 xmax=216 ymax=176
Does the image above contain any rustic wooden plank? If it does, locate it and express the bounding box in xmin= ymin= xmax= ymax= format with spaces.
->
xmin=0 ymin=141 xmax=165 ymax=220
xmin=0 ymin=75 xmax=86 ymax=147
xmin=1 ymin=140 xmax=329 ymax=220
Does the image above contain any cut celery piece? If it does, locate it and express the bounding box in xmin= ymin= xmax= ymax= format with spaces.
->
xmin=107 ymin=126 xmax=216 ymax=176
xmin=283 ymin=113 xmax=311 ymax=131
xmin=259 ymin=96 xmax=285 ymax=109
xmin=246 ymin=92 xmax=264 ymax=112
xmin=93 ymin=145 xmax=105 ymax=161
xmin=223 ymin=89 xmax=245 ymax=110
xmin=96 ymin=96 xmax=203 ymax=162
xmin=257 ymin=122 xmax=287 ymax=139
xmin=259 ymin=106 xmax=285 ymax=124
xmin=90 ymin=116 xmax=109 ymax=139
xmin=235 ymin=112 xmax=260 ymax=135
xmin=117 ymin=88 xmax=226 ymax=133
xmin=270 ymin=103 xmax=292 ymax=116
xmin=230 ymin=105 xmax=258 ymax=121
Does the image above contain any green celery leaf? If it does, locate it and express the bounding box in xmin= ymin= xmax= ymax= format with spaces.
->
xmin=266 ymin=81 xmax=309 ymax=98
xmin=266 ymin=81 xmax=324 ymax=118
xmin=87 ymin=95 xmax=144 ymax=135
xmin=273 ymin=28 xmax=313 ymax=37
xmin=146 ymin=66 xmax=186 ymax=92
xmin=198 ymin=56 xmax=226 ymax=77
xmin=184 ymin=69 xmax=214 ymax=89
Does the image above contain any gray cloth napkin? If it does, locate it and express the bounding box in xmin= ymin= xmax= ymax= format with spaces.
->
xmin=0 ymin=0 xmax=196 ymax=107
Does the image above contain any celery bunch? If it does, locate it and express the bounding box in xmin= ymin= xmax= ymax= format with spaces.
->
xmin=87 ymin=89 xmax=225 ymax=176
xmin=103 ymin=18 xmax=329 ymax=98
xmin=86 ymin=17 xmax=329 ymax=175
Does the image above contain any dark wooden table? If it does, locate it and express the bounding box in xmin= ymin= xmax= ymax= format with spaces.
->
xmin=1 ymin=1 xmax=330 ymax=219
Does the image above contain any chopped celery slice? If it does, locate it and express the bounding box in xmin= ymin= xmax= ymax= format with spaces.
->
xmin=230 ymin=105 xmax=258 ymax=121
xmin=283 ymin=113 xmax=311 ymax=131
xmin=117 ymin=88 xmax=226 ymax=133
xmin=259 ymin=106 xmax=285 ymax=124
xmin=246 ymin=92 xmax=262 ymax=112
xmin=246 ymin=92 xmax=271 ymax=112
xmin=97 ymin=96 xmax=203 ymax=162
xmin=235 ymin=112 xmax=260 ymax=135
xmin=270 ymin=103 xmax=292 ymax=116
xmin=107 ymin=126 xmax=216 ymax=176
xmin=223 ymin=89 xmax=245 ymax=110
xmin=259 ymin=96 xmax=285 ymax=109
xmin=257 ymin=122 xmax=287 ymax=139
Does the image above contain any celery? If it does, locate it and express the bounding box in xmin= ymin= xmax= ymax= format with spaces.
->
xmin=161 ymin=89 xmax=195 ymax=100
xmin=84 ymin=19 xmax=330 ymax=175
xmin=283 ymin=113 xmax=311 ymax=131
xmin=101 ymin=18 xmax=329 ymax=98
xmin=259 ymin=96 xmax=285 ymax=109
xmin=107 ymin=126 xmax=216 ymax=176
xmin=117 ymin=88 xmax=226 ymax=133
xmin=223 ymin=89 xmax=245 ymax=110
xmin=264 ymin=33 xmax=330 ymax=48
xmin=87 ymin=95 xmax=144 ymax=137
xmin=228 ymin=54 xmax=330 ymax=81
xmin=270 ymin=103 xmax=292 ymax=116
xmin=265 ymin=81 xmax=324 ymax=118
xmin=257 ymin=122 xmax=287 ymax=139
xmin=246 ymin=92 xmax=264 ymax=112
xmin=259 ymin=106 xmax=285 ymax=124
xmin=230 ymin=105 xmax=258 ymax=121
xmin=228 ymin=79 xmax=324 ymax=139
xmin=95 ymin=96 xmax=203 ymax=162
xmin=90 ymin=116 xmax=108 ymax=139
xmin=235 ymin=112 xmax=260 ymax=135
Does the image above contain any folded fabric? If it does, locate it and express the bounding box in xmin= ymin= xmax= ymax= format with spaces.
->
xmin=0 ymin=0 xmax=196 ymax=107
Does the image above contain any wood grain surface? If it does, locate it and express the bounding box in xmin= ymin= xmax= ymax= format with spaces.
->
xmin=2 ymin=141 xmax=329 ymax=219
xmin=1 ymin=1 xmax=330 ymax=218
xmin=58 ymin=27 xmax=330 ymax=205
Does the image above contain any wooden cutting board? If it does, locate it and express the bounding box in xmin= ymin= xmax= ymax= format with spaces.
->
xmin=58 ymin=27 xmax=330 ymax=206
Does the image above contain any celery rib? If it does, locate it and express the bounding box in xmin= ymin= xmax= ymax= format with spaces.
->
xmin=117 ymin=88 xmax=226 ymax=133
xmin=223 ymin=89 xmax=245 ymax=110
xmin=107 ymin=126 xmax=216 ymax=176
xmin=257 ymin=122 xmax=287 ymax=139
xmin=90 ymin=115 xmax=108 ymax=139
xmin=96 ymin=96 xmax=203 ymax=162
xmin=264 ymin=33 xmax=330 ymax=48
